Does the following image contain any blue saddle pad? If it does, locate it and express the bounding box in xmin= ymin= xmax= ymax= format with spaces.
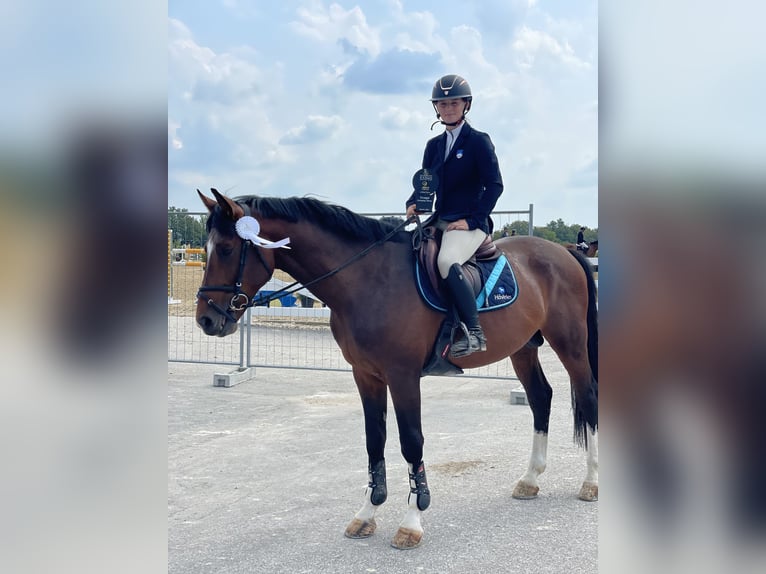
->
xmin=415 ymin=254 xmax=518 ymax=313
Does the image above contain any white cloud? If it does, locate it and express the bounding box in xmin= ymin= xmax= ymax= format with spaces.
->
xmin=378 ymin=106 xmax=429 ymax=130
xmin=387 ymin=2 xmax=444 ymax=54
xmin=568 ymin=156 xmax=598 ymax=187
xmin=168 ymin=120 xmax=183 ymax=150
xmin=169 ymin=18 xmax=264 ymax=107
xmin=290 ymin=2 xmax=381 ymax=57
xmin=168 ymin=18 xmax=214 ymax=79
xmin=168 ymin=16 xmax=287 ymax=179
xmin=519 ymin=153 xmax=546 ymax=171
xmin=448 ymin=25 xmax=494 ymax=74
xmin=342 ymin=48 xmax=439 ymax=94
xmin=512 ymin=26 xmax=590 ymax=70
xmin=279 ymin=115 xmax=345 ymax=145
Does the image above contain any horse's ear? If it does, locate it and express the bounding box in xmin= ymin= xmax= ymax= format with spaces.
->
xmin=197 ymin=189 xmax=218 ymax=213
xmin=210 ymin=188 xmax=245 ymax=220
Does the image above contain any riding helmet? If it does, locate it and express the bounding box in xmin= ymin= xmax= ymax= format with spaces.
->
xmin=430 ymin=74 xmax=473 ymax=103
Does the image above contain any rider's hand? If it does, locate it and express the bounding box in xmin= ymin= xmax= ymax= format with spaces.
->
xmin=406 ymin=204 xmax=419 ymax=219
xmin=445 ymin=219 xmax=469 ymax=231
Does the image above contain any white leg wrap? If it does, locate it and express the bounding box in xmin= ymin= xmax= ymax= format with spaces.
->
xmin=584 ymin=428 xmax=599 ymax=484
xmin=399 ymin=496 xmax=423 ymax=533
xmin=354 ymin=487 xmax=379 ymax=522
xmin=518 ymin=431 xmax=548 ymax=486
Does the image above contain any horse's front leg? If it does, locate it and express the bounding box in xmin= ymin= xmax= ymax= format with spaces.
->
xmin=388 ymin=376 xmax=430 ymax=549
xmin=345 ymin=370 xmax=388 ymax=539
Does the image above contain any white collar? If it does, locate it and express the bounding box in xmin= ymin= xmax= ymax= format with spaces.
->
xmin=445 ymin=122 xmax=464 ymax=158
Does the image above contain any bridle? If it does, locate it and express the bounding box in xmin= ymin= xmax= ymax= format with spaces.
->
xmin=197 ymin=215 xmax=415 ymax=324
xmin=196 ymin=237 xmax=273 ymax=324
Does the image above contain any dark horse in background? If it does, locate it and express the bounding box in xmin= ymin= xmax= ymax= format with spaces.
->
xmin=564 ymin=239 xmax=599 ymax=258
xmin=195 ymin=189 xmax=599 ymax=549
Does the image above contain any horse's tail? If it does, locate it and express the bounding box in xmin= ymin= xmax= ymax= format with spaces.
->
xmin=568 ymin=249 xmax=599 ymax=446
xmin=568 ymin=249 xmax=598 ymax=380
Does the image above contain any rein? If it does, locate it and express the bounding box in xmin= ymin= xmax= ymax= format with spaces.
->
xmin=249 ymin=215 xmax=416 ymax=306
xmin=198 ymin=215 xmax=416 ymax=321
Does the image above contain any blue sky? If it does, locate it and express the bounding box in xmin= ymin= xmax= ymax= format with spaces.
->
xmin=169 ymin=0 xmax=598 ymax=227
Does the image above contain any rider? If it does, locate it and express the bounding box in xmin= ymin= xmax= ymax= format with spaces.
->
xmin=406 ymin=74 xmax=504 ymax=358
xmin=577 ymin=227 xmax=589 ymax=251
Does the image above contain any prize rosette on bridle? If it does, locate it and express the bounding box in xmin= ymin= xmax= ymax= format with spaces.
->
xmin=235 ymin=216 xmax=291 ymax=249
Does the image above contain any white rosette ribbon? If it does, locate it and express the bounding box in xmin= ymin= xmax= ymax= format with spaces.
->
xmin=235 ymin=216 xmax=291 ymax=249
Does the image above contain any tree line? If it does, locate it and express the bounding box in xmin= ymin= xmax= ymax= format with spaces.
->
xmin=168 ymin=208 xmax=208 ymax=248
xmin=168 ymin=208 xmax=597 ymax=249
xmin=492 ymin=218 xmax=598 ymax=245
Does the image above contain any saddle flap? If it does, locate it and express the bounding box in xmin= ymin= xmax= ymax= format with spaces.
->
xmin=474 ymin=235 xmax=499 ymax=261
xmin=417 ymin=226 xmax=442 ymax=296
xmin=416 ymin=226 xmax=500 ymax=296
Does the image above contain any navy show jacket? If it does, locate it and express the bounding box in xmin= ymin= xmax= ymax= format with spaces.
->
xmin=406 ymin=122 xmax=504 ymax=234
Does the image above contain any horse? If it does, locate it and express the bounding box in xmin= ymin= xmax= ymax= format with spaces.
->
xmin=195 ymin=188 xmax=599 ymax=549
xmin=564 ymin=239 xmax=598 ymax=258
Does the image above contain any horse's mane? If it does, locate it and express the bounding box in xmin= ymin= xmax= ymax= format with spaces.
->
xmin=231 ymin=195 xmax=410 ymax=244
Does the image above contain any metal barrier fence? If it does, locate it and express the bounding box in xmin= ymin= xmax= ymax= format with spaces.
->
xmin=168 ymin=208 xmax=534 ymax=380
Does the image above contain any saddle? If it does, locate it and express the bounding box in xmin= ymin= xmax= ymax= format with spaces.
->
xmin=414 ymin=225 xmax=519 ymax=377
xmin=417 ymin=225 xmax=501 ymax=300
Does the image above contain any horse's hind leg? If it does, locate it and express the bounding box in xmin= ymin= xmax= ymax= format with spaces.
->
xmin=345 ymin=370 xmax=389 ymax=539
xmin=579 ymin=425 xmax=598 ymax=502
xmin=510 ymin=346 xmax=553 ymax=499
xmin=545 ymin=331 xmax=599 ymax=501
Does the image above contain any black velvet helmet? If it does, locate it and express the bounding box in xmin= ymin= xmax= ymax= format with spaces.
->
xmin=430 ymin=74 xmax=472 ymax=104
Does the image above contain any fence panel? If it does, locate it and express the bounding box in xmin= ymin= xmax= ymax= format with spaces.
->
xmin=168 ymin=212 xmax=245 ymax=365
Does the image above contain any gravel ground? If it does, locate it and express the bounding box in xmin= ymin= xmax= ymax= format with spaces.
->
xmin=168 ymin=342 xmax=597 ymax=574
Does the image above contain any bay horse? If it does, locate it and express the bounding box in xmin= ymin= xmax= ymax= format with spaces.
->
xmin=195 ymin=188 xmax=599 ymax=549
xmin=564 ymin=240 xmax=599 ymax=258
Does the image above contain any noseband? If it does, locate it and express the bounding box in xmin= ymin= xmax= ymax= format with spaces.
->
xmin=196 ymin=238 xmax=273 ymax=323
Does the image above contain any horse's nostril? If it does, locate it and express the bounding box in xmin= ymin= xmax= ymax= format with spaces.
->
xmin=197 ymin=316 xmax=212 ymax=331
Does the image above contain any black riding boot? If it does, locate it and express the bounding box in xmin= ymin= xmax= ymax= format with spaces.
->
xmin=445 ymin=264 xmax=487 ymax=358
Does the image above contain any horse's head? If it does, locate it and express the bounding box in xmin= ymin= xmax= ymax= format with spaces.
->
xmin=195 ymin=188 xmax=277 ymax=337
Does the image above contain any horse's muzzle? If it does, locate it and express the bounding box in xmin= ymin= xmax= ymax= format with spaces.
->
xmin=197 ymin=313 xmax=239 ymax=337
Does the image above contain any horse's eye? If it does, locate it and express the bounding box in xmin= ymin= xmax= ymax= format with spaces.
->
xmin=217 ymin=244 xmax=234 ymax=257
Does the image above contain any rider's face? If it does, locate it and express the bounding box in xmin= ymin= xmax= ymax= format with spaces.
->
xmin=436 ymin=98 xmax=466 ymax=123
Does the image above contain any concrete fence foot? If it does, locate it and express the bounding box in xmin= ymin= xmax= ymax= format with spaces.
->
xmin=213 ymin=367 xmax=255 ymax=388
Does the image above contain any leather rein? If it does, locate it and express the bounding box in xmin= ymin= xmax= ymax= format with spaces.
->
xmin=197 ymin=215 xmax=416 ymax=323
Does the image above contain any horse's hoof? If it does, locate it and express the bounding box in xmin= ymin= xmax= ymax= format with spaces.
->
xmin=578 ymin=482 xmax=598 ymax=502
xmin=512 ymin=481 xmax=539 ymax=499
xmin=391 ymin=527 xmax=423 ymax=549
xmin=344 ymin=518 xmax=377 ymax=539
